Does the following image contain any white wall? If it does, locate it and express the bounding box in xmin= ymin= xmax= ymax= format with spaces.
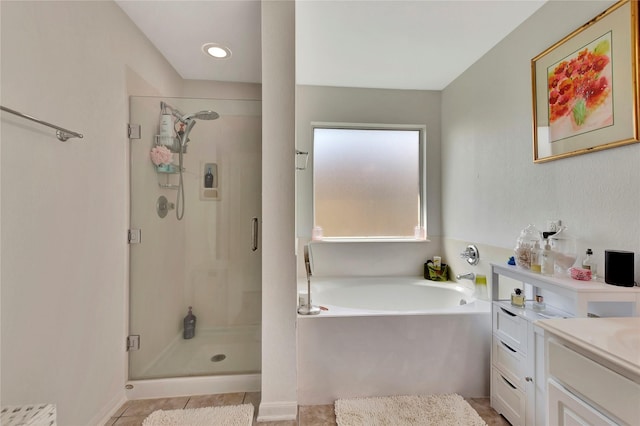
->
xmin=259 ymin=0 xmax=298 ymax=421
xmin=442 ymin=0 xmax=640 ymax=283
xmin=0 ymin=1 xmax=183 ymax=424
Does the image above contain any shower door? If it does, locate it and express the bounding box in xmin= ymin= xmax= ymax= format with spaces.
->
xmin=128 ymin=96 xmax=261 ymax=380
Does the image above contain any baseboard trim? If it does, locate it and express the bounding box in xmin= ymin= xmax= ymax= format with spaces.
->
xmin=91 ymin=392 xmax=127 ymax=426
xmin=257 ymin=400 xmax=298 ymax=421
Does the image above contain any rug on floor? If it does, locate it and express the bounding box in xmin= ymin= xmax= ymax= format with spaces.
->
xmin=142 ymin=403 xmax=253 ymax=426
xmin=334 ymin=393 xmax=487 ymax=426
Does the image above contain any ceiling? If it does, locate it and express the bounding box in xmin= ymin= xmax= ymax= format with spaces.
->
xmin=116 ymin=0 xmax=546 ymax=91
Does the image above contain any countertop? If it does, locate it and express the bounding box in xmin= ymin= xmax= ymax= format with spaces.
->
xmin=538 ymin=317 xmax=640 ymax=381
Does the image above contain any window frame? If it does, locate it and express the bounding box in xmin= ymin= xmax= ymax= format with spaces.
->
xmin=311 ymin=122 xmax=428 ymax=241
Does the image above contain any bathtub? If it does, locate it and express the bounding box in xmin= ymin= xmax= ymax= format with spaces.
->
xmin=309 ymin=276 xmax=477 ymax=313
xmin=296 ymin=276 xmax=491 ymax=404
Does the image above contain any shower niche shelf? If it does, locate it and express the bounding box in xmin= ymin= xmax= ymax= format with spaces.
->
xmin=200 ymin=162 xmax=220 ymax=201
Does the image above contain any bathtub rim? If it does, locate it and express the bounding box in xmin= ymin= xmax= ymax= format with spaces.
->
xmin=297 ymin=275 xmax=491 ymax=318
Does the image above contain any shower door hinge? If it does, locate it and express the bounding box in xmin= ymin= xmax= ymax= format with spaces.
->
xmin=128 ymin=229 xmax=141 ymax=244
xmin=128 ymin=123 xmax=141 ymax=139
xmin=127 ymin=335 xmax=140 ymax=351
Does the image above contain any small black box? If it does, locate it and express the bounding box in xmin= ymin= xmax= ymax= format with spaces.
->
xmin=604 ymin=250 xmax=635 ymax=287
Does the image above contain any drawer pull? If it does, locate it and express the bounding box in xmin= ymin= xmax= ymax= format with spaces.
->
xmin=502 ymin=375 xmax=517 ymax=390
xmin=501 ymin=341 xmax=517 ymax=353
xmin=525 ymin=376 xmax=533 ymax=382
xmin=500 ymin=307 xmax=516 ymax=317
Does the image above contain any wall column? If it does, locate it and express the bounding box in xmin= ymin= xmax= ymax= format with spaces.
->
xmin=259 ymin=0 xmax=298 ymax=421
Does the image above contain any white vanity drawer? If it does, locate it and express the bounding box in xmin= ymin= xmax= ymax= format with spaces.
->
xmin=492 ymin=366 xmax=526 ymax=426
xmin=548 ymin=379 xmax=617 ymax=426
xmin=493 ymin=335 xmax=527 ymax=388
xmin=493 ymin=304 xmax=527 ymax=353
xmin=548 ymin=340 xmax=640 ymax=425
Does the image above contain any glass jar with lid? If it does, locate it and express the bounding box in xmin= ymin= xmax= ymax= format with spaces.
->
xmin=549 ymin=225 xmax=577 ymax=275
xmin=514 ymin=224 xmax=542 ymax=269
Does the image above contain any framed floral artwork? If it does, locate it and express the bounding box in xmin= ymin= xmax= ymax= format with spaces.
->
xmin=531 ymin=0 xmax=639 ymax=163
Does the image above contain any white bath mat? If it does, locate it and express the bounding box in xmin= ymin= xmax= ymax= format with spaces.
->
xmin=335 ymin=393 xmax=487 ymax=426
xmin=142 ymin=403 xmax=253 ymax=426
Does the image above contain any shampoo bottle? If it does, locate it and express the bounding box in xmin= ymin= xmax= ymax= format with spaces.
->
xmin=159 ymin=111 xmax=174 ymax=147
xmin=204 ymin=167 xmax=214 ymax=188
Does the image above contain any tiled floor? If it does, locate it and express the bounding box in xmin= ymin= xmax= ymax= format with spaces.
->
xmin=106 ymin=392 xmax=509 ymax=425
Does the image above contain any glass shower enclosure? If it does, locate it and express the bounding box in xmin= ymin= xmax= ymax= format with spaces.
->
xmin=128 ymin=96 xmax=261 ymax=380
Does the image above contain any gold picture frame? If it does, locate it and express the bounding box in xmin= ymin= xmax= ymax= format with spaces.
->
xmin=532 ymin=0 xmax=639 ymax=163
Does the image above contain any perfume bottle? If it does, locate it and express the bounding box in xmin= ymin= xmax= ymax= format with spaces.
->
xmin=511 ymin=288 xmax=525 ymax=307
xmin=541 ymin=239 xmax=554 ymax=276
xmin=582 ymin=248 xmax=597 ymax=279
xmin=530 ymin=241 xmax=542 ymax=274
xmin=533 ymin=295 xmax=546 ymax=311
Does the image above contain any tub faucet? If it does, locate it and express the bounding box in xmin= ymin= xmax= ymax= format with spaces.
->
xmin=456 ymin=272 xmax=475 ymax=282
xmin=298 ymin=245 xmax=321 ymax=315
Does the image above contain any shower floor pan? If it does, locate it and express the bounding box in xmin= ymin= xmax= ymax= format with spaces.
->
xmin=140 ymin=325 xmax=260 ymax=378
xmin=127 ymin=325 xmax=261 ymax=399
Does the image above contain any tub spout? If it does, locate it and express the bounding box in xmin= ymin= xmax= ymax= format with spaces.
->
xmin=456 ymin=272 xmax=475 ymax=281
xmin=298 ymin=245 xmax=321 ymax=315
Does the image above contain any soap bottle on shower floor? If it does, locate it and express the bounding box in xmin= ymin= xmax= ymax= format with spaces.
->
xmin=183 ymin=306 xmax=196 ymax=339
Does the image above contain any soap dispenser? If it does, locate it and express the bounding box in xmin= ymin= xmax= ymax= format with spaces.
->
xmin=183 ymin=306 xmax=196 ymax=339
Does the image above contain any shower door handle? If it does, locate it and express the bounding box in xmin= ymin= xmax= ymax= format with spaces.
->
xmin=251 ymin=217 xmax=259 ymax=252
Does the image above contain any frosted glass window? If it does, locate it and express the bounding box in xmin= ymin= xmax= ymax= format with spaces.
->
xmin=313 ymin=127 xmax=424 ymax=239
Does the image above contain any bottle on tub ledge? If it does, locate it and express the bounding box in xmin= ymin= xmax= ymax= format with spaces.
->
xmin=474 ymin=274 xmax=488 ymax=300
xmin=424 ymin=255 xmax=449 ymax=281
xmin=183 ymin=306 xmax=197 ymax=339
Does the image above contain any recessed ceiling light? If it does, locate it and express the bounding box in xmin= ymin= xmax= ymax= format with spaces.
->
xmin=202 ymin=43 xmax=232 ymax=59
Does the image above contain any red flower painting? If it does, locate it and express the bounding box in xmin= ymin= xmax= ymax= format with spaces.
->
xmin=547 ymin=33 xmax=613 ymax=142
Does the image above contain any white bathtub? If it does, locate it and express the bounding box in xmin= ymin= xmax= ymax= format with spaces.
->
xmin=297 ymin=276 xmax=491 ymax=404
xmin=309 ymin=276 xmax=476 ymax=313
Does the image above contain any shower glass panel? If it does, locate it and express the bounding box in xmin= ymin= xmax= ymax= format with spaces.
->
xmin=129 ymin=96 xmax=261 ymax=380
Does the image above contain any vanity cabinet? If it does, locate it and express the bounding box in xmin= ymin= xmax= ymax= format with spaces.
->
xmin=490 ymin=263 xmax=640 ymax=426
xmin=539 ymin=318 xmax=640 ymax=426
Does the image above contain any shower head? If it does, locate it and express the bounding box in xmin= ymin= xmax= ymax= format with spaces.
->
xmin=160 ymin=102 xmax=219 ymax=123
xmin=182 ymin=110 xmax=219 ymax=121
